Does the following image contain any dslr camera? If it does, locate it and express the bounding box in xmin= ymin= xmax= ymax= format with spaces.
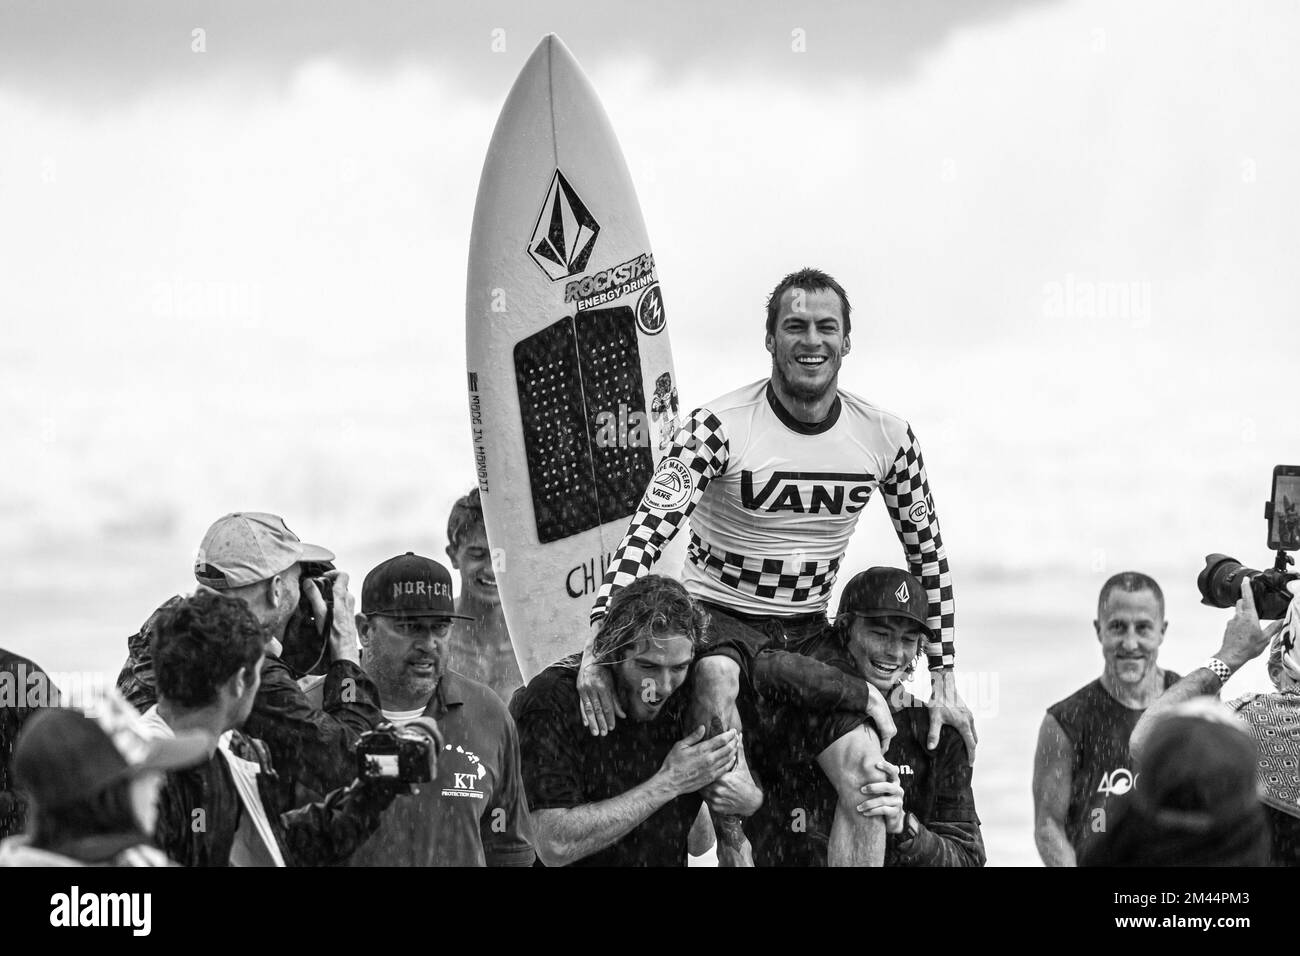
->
xmin=1197 ymin=465 xmax=1300 ymax=620
xmin=281 ymin=560 xmax=335 ymax=677
xmin=357 ymin=719 xmax=440 ymax=786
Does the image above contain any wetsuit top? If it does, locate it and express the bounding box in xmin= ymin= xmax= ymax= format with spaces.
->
xmin=1047 ymin=672 xmax=1181 ymax=855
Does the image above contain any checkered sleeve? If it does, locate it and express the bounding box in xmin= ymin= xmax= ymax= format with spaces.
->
xmin=880 ymin=424 xmax=955 ymax=669
xmin=589 ymin=409 xmax=729 ymax=624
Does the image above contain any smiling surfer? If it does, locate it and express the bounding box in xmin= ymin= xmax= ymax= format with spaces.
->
xmin=444 ymin=489 xmax=524 ymax=703
xmin=746 ymin=568 xmax=986 ymax=867
xmin=577 ymin=267 xmax=973 ymax=862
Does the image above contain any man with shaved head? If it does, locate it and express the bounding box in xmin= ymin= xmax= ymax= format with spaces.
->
xmin=1032 ymin=572 xmax=1181 ymax=866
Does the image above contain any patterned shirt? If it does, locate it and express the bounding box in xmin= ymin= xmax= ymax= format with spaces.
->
xmin=590 ymin=379 xmax=956 ymax=669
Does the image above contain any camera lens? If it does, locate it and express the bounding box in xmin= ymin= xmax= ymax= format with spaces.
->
xmin=1197 ymin=553 xmax=1259 ymax=609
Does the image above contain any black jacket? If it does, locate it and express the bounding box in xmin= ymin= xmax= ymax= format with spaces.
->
xmin=0 ymin=649 xmax=61 ymax=840
xmin=881 ymin=708 xmax=985 ymax=867
xmin=154 ymin=730 xmax=395 ymax=867
xmin=118 ymin=599 xmax=382 ymax=799
xmin=243 ymin=655 xmax=382 ymax=800
xmin=116 ymin=597 xmax=180 ymax=713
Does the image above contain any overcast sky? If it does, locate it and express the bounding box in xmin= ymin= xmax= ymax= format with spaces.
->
xmin=1 ymin=1 xmax=1048 ymax=101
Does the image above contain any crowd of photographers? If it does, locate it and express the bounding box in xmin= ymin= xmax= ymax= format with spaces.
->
xmin=0 ymin=494 xmax=1297 ymax=867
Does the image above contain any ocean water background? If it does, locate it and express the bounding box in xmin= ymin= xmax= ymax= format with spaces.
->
xmin=2 ymin=0 xmax=1296 ymax=865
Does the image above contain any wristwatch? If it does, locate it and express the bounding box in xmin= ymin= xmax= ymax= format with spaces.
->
xmin=896 ymin=812 xmax=921 ymax=850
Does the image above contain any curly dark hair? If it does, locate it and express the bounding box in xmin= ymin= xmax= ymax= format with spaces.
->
xmin=593 ymin=575 xmax=711 ymax=666
xmin=765 ymin=267 xmax=852 ymax=338
xmin=151 ymin=590 xmax=266 ymax=708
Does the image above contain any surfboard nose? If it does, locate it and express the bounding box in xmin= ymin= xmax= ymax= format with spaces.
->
xmin=528 ymin=33 xmax=584 ymax=85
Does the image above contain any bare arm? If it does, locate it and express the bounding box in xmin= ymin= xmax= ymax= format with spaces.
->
xmin=1128 ymin=670 xmax=1222 ymax=763
xmin=1032 ymin=714 xmax=1076 ymax=867
xmin=1130 ymin=580 xmax=1282 ymax=762
xmin=531 ymin=725 xmax=739 ymax=866
xmin=531 ymin=776 xmax=681 ymax=867
xmin=817 ymin=724 xmax=888 ymax=867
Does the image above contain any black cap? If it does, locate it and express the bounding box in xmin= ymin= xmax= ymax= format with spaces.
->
xmin=361 ymin=553 xmax=474 ymax=620
xmin=837 ymin=567 xmax=933 ymax=637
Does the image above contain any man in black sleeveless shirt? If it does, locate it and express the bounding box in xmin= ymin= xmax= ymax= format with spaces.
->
xmin=1032 ymin=572 xmax=1179 ymax=866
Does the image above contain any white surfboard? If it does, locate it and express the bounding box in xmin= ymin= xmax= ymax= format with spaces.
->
xmin=465 ymin=34 xmax=685 ymax=681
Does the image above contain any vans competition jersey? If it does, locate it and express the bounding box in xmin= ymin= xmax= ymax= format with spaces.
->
xmin=590 ymin=379 xmax=956 ymax=669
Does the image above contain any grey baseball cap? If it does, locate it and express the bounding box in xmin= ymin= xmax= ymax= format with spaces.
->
xmin=194 ymin=512 xmax=334 ymax=589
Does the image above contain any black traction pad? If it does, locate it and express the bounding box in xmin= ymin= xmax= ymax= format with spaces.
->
xmin=514 ymin=306 xmax=653 ymax=543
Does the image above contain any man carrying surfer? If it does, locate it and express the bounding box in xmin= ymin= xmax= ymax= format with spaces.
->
xmin=576 ymin=268 xmax=974 ymax=858
xmin=512 ymin=575 xmax=754 ymax=866
xmin=745 ymin=568 xmax=985 ymax=866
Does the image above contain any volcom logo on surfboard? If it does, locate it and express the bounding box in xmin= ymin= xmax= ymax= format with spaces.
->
xmin=528 ymin=169 xmax=600 ymax=281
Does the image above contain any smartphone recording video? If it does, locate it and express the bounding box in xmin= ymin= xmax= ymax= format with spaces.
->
xmin=1269 ymin=465 xmax=1300 ymax=551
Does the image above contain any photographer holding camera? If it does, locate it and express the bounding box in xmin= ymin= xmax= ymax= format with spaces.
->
xmin=344 ymin=552 xmax=535 ymax=867
xmin=1130 ymin=575 xmax=1300 ymax=864
xmin=117 ymin=512 xmax=383 ymax=798
xmin=141 ymin=589 xmax=432 ymax=866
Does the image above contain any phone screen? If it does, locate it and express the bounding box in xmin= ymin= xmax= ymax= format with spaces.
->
xmin=1271 ymin=469 xmax=1300 ymax=551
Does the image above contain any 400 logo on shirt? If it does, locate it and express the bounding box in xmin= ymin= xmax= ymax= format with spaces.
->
xmin=441 ymin=744 xmax=487 ymax=800
xmin=1096 ymin=767 xmax=1137 ymax=796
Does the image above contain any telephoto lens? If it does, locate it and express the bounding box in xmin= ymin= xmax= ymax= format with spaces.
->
xmin=1197 ymin=553 xmax=1297 ymax=619
xmin=1197 ymin=554 xmax=1257 ymax=609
